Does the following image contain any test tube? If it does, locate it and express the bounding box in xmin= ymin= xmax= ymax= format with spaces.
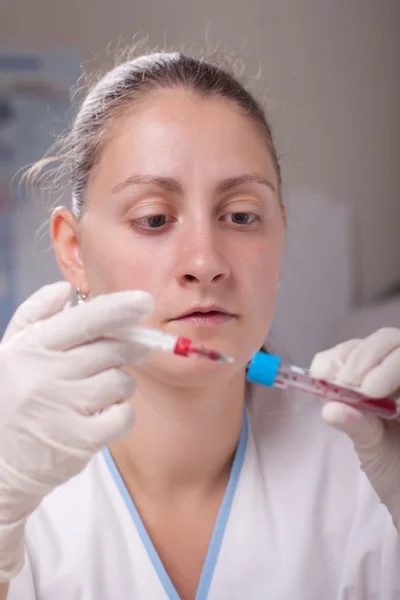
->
xmin=246 ymin=352 xmax=400 ymax=419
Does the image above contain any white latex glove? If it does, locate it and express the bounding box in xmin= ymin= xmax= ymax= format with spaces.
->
xmin=310 ymin=328 xmax=400 ymax=533
xmin=0 ymin=281 xmax=154 ymax=581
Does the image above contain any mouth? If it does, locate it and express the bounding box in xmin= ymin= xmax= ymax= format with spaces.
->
xmin=172 ymin=306 xmax=235 ymax=326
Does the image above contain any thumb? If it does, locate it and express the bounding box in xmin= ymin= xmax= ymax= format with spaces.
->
xmin=2 ymin=281 xmax=73 ymax=344
xmin=322 ymin=401 xmax=384 ymax=452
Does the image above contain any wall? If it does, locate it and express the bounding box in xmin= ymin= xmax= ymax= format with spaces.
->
xmin=1 ymin=0 xmax=399 ymax=303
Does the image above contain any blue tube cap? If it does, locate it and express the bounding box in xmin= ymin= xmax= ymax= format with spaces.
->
xmin=246 ymin=352 xmax=282 ymax=387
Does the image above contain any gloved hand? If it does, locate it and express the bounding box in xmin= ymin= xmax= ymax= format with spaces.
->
xmin=310 ymin=328 xmax=400 ymax=533
xmin=0 ymin=281 xmax=154 ymax=581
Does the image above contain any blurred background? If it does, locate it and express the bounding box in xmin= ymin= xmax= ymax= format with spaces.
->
xmin=0 ymin=0 xmax=399 ymax=364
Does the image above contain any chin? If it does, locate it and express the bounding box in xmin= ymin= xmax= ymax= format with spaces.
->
xmin=135 ymin=347 xmax=245 ymax=389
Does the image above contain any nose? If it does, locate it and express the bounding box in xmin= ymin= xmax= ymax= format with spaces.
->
xmin=175 ymin=224 xmax=231 ymax=287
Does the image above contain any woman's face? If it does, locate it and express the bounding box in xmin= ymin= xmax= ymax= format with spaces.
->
xmin=72 ymin=88 xmax=285 ymax=384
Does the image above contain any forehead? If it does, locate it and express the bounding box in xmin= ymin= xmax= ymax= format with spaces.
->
xmin=92 ymin=87 xmax=278 ymax=191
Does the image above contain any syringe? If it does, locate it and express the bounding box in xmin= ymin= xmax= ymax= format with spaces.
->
xmin=125 ymin=331 xmax=400 ymax=418
xmin=246 ymin=352 xmax=400 ymax=419
xmin=128 ymin=325 xmax=234 ymax=363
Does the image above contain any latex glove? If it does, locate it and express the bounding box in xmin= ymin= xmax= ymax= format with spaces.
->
xmin=0 ymin=282 xmax=154 ymax=581
xmin=310 ymin=328 xmax=400 ymax=533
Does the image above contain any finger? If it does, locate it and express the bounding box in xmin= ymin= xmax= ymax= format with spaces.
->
xmin=83 ymin=402 xmax=135 ymax=450
xmin=309 ymin=339 xmax=361 ymax=380
xmin=36 ymin=290 xmax=154 ymax=350
xmin=361 ymin=346 xmax=400 ymax=398
xmin=64 ymin=369 xmax=136 ymax=414
xmin=2 ymin=281 xmax=73 ymax=343
xmin=337 ymin=328 xmax=400 ymax=387
xmin=321 ymin=401 xmax=384 ymax=450
xmin=61 ymin=338 xmax=152 ymax=378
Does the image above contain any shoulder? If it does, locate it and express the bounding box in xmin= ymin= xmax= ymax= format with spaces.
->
xmin=243 ymin=384 xmax=400 ymax=573
xmin=244 ymin=383 xmax=363 ymax=500
xmin=11 ymin=453 xmax=161 ymax=598
xmin=246 ymin=381 xmax=355 ymax=456
xmin=8 ymin=456 xmax=113 ymax=598
xmin=24 ymin=452 xmax=123 ymax=559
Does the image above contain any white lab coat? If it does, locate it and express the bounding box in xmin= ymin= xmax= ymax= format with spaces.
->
xmin=8 ymin=385 xmax=400 ymax=599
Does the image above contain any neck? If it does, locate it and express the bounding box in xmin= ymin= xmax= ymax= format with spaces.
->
xmin=109 ymin=368 xmax=246 ymax=500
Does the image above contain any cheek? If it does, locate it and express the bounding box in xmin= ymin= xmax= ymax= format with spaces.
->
xmin=242 ymin=237 xmax=283 ymax=294
xmin=82 ymin=222 xmax=172 ymax=296
xmin=239 ymin=236 xmax=283 ymax=324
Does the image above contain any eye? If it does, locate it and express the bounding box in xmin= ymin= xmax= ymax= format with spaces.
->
xmin=223 ymin=212 xmax=259 ymax=226
xmin=129 ymin=214 xmax=171 ymax=231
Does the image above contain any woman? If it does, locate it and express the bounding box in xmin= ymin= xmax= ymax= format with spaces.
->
xmin=1 ymin=49 xmax=399 ymax=600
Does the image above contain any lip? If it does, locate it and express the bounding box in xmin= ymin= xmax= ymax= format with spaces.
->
xmin=176 ymin=312 xmax=234 ymax=326
xmin=171 ymin=305 xmax=236 ymax=327
xmin=174 ymin=305 xmax=234 ymax=320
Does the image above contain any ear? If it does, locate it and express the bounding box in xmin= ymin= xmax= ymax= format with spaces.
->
xmin=281 ymin=204 xmax=287 ymax=228
xmin=278 ymin=203 xmax=287 ymax=285
xmin=51 ymin=206 xmax=89 ymax=295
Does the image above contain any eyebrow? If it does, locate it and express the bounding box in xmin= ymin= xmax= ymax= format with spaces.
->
xmin=112 ymin=173 xmax=276 ymax=196
xmin=112 ymin=175 xmax=184 ymax=195
xmin=215 ymin=174 xmax=276 ymax=195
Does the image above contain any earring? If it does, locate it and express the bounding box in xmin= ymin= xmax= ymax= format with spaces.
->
xmin=76 ymin=287 xmax=88 ymax=304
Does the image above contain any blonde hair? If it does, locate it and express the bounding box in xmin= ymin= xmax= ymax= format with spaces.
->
xmin=23 ymin=43 xmax=282 ymax=218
